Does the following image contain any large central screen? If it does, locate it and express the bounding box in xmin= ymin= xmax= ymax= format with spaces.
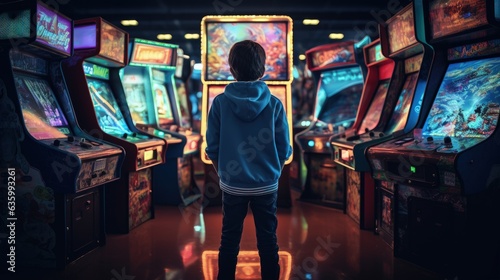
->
xmin=87 ymin=77 xmax=133 ymax=136
xmin=175 ymin=79 xmax=192 ymax=128
xmin=423 ymin=56 xmax=500 ymax=137
xmin=205 ymin=21 xmax=288 ymax=81
xmin=385 ymin=72 xmax=418 ymax=134
xmin=15 ymin=74 xmax=69 ymax=140
xmin=358 ymin=80 xmax=390 ymax=134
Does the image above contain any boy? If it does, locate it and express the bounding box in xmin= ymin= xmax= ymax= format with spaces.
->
xmin=205 ymin=40 xmax=293 ymax=280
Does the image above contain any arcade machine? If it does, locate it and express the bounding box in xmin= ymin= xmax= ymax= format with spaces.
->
xmin=120 ymin=39 xmax=201 ymax=206
xmin=0 ymin=1 xmax=124 ymax=268
xmin=62 ymin=18 xmax=167 ymax=234
xmin=290 ymin=65 xmax=315 ymax=191
xmin=330 ymin=2 xmax=432 ymax=230
xmin=295 ymin=40 xmax=368 ymax=209
xmin=367 ymin=0 xmax=500 ymax=277
xmin=200 ymin=15 xmax=294 ymax=207
xmin=353 ymin=39 xmax=394 ymax=246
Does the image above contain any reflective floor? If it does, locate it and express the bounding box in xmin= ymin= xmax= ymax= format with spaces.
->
xmin=11 ymin=190 xmax=445 ymax=280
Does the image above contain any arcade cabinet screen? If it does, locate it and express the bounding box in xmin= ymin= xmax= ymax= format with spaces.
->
xmin=387 ymin=7 xmax=416 ymax=54
xmin=100 ymin=21 xmax=126 ymax=64
xmin=422 ymin=56 xmax=500 ymax=137
xmin=314 ymin=67 xmax=363 ymax=122
xmin=358 ymin=80 xmax=390 ymax=134
xmin=429 ymin=0 xmax=488 ymax=39
xmin=122 ymin=73 xmax=150 ymax=125
xmin=152 ymin=83 xmax=175 ymax=126
xmin=87 ymin=78 xmax=134 ymax=136
xmin=175 ymin=79 xmax=192 ymax=128
xmin=385 ymin=72 xmax=418 ymax=134
xmin=205 ymin=21 xmax=288 ymax=81
xmin=316 ymin=68 xmax=363 ymax=126
xmin=15 ymin=75 xmax=69 ymax=139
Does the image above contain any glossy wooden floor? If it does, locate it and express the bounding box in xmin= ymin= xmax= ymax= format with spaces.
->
xmin=12 ymin=190 xmax=444 ymax=280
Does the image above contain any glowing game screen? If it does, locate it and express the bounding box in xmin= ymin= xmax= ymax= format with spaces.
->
xmin=205 ymin=21 xmax=288 ymax=81
xmin=385 ymin=72 xmax=419 ymax=134
xmin=15 ymin=75 xmax=69 ymax=139
xmin=175 ymin=79 xmax=192 ymax=128
xmin=429 ymin=0 xmax=488 ymax=39
xmin=314 ymin=67 xmax=363 ymax=121
xmin=122 ymin=73 xmax=149 ymax=125
xmin=87 ymin=78 xmax=133 ymax=136
xmin=387 ymin=6 xmax=416 ymax=54
xmin=423 ymin=56 xmax=500 ymax=137
xmin=358 ymin=80 xmax=390 ymax=134
xmin=152 ymin=82 xmax=174 ymax=126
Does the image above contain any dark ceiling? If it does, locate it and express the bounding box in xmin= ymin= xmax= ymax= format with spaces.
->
xmin=55 ymin=0 xmax=411 ymax=63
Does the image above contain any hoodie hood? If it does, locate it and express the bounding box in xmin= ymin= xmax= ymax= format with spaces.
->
xmin=224 ymin=81 xmax=271 ymax=121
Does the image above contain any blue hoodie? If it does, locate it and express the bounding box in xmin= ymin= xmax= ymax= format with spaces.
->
xmin=205 ymin=81 xmax=293 ymax=195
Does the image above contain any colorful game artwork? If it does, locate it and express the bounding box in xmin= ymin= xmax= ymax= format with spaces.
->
xmin=153 ymin=82 xmax=174 ymax=126
xmin=315 ymin=67 xmax=363 ymax=126
xmin=15 ymin=75 xmax=69 ymax=139
xmin=100 ymin=21 xmax=125 ymax=63
xmin=175 ymin=79 xmax=192 ymax=128
xmin=387 ymin=6 xmax=416 ymax=54
xmin=423 ymin=56 xmax=500 ymax=138
xmin=87 ymin=78 xmax=133 ymax=136
xmin=122 ymin=74 xmax=149 ymax=125
xmin=207 ymin=85 xmax=226 ymax=112
xmin=358 ymin=80 xmax=390 ymax=134
xmin=385 ymin=72 xmax=418 ymax=134
xmin=429 ymin=0 xmax=488 ymax=39
xmin=346 ymin=169 xmax=361 ymax=224
xmin=205 ymin=22 xmax=288 ymax=81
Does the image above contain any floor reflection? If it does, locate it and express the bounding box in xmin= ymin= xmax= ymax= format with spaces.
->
xmin=202 ymin=250 xmax=292 ymax=280
xmin=12 ymin=190 xmax=441 ymax=280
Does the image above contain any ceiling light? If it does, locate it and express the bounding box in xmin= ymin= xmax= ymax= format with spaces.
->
xmin=298 ymin=54 xmax=306 ymax=61
xmin=157 ymin=34 xmax=172 ymax=40
xmin=185 ymin=33 xmax=200 ymax=39
xmin=329 ymin=33 xmax=345 ymax=39
xmin=303 ymin=19 xmax=319 ymax=25
xmin=121 ymin=20 xmax=138 ymax=26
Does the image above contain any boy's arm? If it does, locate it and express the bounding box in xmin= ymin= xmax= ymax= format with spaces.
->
xmin=275 ymin=105 xmax=293 ymax=166
xmin=205 ymin=97 xmax=221 ymax=170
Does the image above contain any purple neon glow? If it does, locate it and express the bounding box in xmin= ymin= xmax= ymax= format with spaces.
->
xmin=35 ymin=3 xmax=71 ymax=54
xmin=74 ymin=24 xmax=97 ymax=49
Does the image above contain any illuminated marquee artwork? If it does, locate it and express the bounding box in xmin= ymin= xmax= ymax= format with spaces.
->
xmin=387 ymin=4 xmax=416 ymax=54
xmin=100 ymin=21 xmax=126 ymax=63
xmin=36 ymin=3 xmax=71 ymax=55
xmin=131 ymin=42 xmax=173 ymax=66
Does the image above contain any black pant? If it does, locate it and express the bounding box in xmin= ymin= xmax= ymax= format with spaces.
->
xmin=218 ymin=191 xmax=280 ymax=280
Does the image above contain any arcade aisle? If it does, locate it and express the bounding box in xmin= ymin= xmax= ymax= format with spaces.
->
xmin=11 ymin=190 xmax=441 ymax=280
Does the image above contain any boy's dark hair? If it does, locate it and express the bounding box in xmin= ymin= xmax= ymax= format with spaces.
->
xmin=228 ymin=40 xmax=266 ymax=81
